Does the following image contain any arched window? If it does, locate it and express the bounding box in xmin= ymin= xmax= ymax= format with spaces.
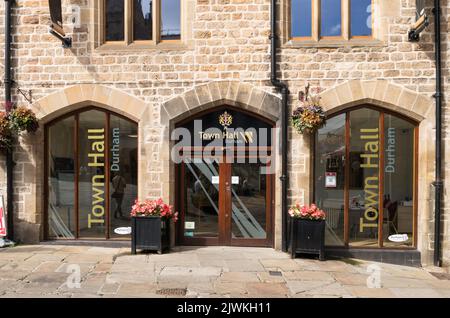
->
xmin=46 ymin=108 xmax=138 ymax=240
xmin=314 ymin=107 xmax=418 ymax=248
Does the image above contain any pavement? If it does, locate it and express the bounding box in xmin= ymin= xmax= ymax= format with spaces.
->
xmin=0 ymin=244 xmax=449 ymax=298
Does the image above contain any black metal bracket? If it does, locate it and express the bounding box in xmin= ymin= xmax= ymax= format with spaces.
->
xmin=16 ymin=87 xmax=32 ymax=104
xmin=49 ymin=29 xmax=72 ymax=48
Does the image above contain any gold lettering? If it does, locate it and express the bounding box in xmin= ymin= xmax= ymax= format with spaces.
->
xmin=88 ymin=128 xmax=105 ymax=138
xmin=92 ymin=141 xmax=105 ymax=153
xmin=361 ymin=154 xmax=379 ymax=168
xmin=88 ymin=214 xmax=104 ymax=228
xmin=360 ymin=218 xmax=378 ymax=232
xmin=88 ymin=153 xmax=104 ymax=167
xmin=365 ymin=141 xmax=379 ymax=153
xmin=92 ymin=205 xmax=104 ymax=218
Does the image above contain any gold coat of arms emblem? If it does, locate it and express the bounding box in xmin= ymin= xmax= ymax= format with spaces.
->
xmin=219 ymin=111 xmax=233 ymax=128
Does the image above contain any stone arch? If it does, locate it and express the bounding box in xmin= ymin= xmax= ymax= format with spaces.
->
xmin=160 ymin=80 xmax=282 ymax=125
xmin=318 ymin=80 xmax=434 ymax=122
xmin=31 ymin=84 xmax=147 ymax=124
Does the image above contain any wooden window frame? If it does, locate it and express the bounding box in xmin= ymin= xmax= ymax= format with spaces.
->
xmin=101 ymin=0 xmax=182 ymax=47
xmin=349 ymin=0 xmax=374 ymax=39
xmin=44 ymin=107 xmax=139 ymax=241
xmin=313 ymin=106 xmax=419 ymax=250
xmin=290 ymin=0 xmax=374 ymax=42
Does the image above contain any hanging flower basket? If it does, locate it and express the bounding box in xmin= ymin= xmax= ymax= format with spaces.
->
xmin=0 ymin=112 xmax=13 ymax=152
xmin=292 ymin=85 xmax=326 ymax=134
xmin=0 ymin=107 xmax=39 ymax=153
xmin=8 ymin=106 xmax=39 ymax=133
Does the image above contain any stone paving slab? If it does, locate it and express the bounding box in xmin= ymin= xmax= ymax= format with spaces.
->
xmin=0 ymin=244 xmax=449 ymax=298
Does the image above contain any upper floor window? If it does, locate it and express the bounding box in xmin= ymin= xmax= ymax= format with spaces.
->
xmin=291 ymin=0 xmax=373 ymax=41
xmin=103 ymin=0 xmax=181 ymax=44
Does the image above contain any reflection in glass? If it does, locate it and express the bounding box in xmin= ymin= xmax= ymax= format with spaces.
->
xmin=383 ymin=115 xmax=414 ymax=247
xmin=105 ymin=0 xmax=125 ymax=41
xmin=349 ymin=108 xmax=380 ymax=247
xmin=231 ymin=163 xmax=267 ymax=239
xmin=133 ymin=0 xmax=152 ymax=41
xmin=109 ymin=115 xmax=138 ymax=238
xmin=321 ymin=0 xmax=342 ymax=37
xmin=351 ymin=0 xmax=372 ymax=36
xmin=184 ymin=158 xmax=219 ymax=238
xmin=315 ymin=114 xmax=346 ymax=246
xmin=78 ymin=110 xmax=107 ymax=238
xmin=48 ymin=117 xmax=76 ymax=239
xmin=291 ymin=0 xmax=312 ymax=38
xmin=161 ymin=0 xmax=181 ymax=40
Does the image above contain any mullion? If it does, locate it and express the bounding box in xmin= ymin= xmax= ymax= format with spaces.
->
xmin=344 ymin=112 xmax=350 ymax=246
xmin=75 ymin=113 xmax=80 ymax=239
xmin=378 ymin=112 xmax=385 ymax=247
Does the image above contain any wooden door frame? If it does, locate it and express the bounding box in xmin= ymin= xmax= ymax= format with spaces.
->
xmin=176 ymin=155 xmax=274 ymax=248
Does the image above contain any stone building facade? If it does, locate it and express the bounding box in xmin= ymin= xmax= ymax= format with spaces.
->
xmin=0 ymin=0 xmax=448 ymax=266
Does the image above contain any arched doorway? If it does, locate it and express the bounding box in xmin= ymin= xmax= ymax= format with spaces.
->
xmin=174 ymin=106 xmax=275 ymax=247
xmin=45 ymin=107 xmax=138 ymax=240
xmin=314 ymin=106 xmax=418 ymax=249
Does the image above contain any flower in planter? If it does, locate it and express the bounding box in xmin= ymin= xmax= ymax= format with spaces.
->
xmin=289 ymin=203 xmax=326 ymax=221
xmin=292 ymin=84 xmax=326 ymax=134
xmin=0 ymin=112 xmax=13 ymax=151
xmin=131 ymin=198 xmax=179 ymax=222
xmin=9 ymin=106 xmax=39 ymax=133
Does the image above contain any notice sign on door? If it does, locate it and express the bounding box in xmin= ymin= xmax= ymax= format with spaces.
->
xmin=212 ymin=176 xmax=220 ymax=184
xmin=325 ymin=172 xmax=337 ymax=188
xmin=0 ymin=195 xmax=6 ymax=237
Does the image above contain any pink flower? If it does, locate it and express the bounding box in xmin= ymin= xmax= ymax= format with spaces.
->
xmin=129 ymin=198 xmax=178 ymax=222
xmin=289 ymin=203 xmax=326 ymax=221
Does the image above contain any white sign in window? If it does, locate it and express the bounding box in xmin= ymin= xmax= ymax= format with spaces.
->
xmin=185 ymin=222 xmax=195 ymax=230
xmin=212 ymin=176 xmax=219 ymax=184
xmin=232 ymin=176 xmax=240 ymax=185
xmin=325 ymin=172 xmax=337 ymax=188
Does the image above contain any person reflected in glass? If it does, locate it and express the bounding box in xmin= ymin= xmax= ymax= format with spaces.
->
xmin=112 ymin=172 xmax=127 ymax=219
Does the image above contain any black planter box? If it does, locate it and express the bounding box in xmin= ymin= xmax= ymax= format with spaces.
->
xmin=291 ymin=218 xmax=325 ymax=261
xmin=131 ymin=216 xmax=170 ymax=254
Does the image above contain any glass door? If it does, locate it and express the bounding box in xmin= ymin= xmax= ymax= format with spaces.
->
xmin=179 ymin=158 xmax=273 ymax=247
xmin=180 ymin=157 xmax=220 ymax=245
xmin=229 ymin=162 xmax=272 ymax=246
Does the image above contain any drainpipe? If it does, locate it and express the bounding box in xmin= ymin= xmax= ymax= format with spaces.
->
xmin=432 ymin=0 xmax=442 ymax=267
xmin=270 ymin=0 xmax=289 ymax=252
xmin=4 ymin=0 xmax=14 ymax=241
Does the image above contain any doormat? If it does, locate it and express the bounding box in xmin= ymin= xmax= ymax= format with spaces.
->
xmin=429 ymin=272 xmax=450 ymax=280
xmin=156 ymin=288 xmax=187 ymax=296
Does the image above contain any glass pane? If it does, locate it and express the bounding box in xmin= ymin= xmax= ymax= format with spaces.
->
xmin=231 ymin=163 xmax=267 ymax=239
xmin=383 ymin=115 xmax=415 ymax=247
xmin=184 ymin=158 xmax=219 ymax=238
xmin=48 ymin=117 xmax=76 ymax=239
xmin=351 ymin=0 xmax=372 ymax=36
xmin=349 ymin=108 xmax=380 ymax=247
xmin=78 ymin=110 xmax=107 ymax=238
xmin=133 ymin=0 xmax=152 ymax=41
xmin=315 ymin=114 xmax=346 ymax=246
xmin=292 ymin=0 xmax=312 ymax=37
xmin=109 ymin=115 xmax=138 ymax=239
xmin=321 ymin=0 xmax=342 ymax=37
xmin=161 ymin=0 xmax=181 ymax=40
xmin=105 ymin=0 xmax=125 ymax=41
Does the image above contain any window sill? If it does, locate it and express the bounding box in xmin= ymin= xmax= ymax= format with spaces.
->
xmin=283 ymin=38 xmax=386 ymax=49
xmin=96 ymin=41 xmax=191 ymax=52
